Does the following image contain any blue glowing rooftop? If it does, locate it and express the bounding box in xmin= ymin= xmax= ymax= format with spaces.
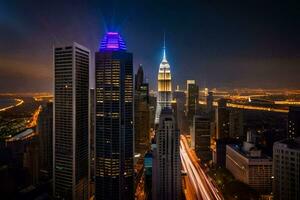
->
xmin=100 ymin=32 xmax=127 ymax=51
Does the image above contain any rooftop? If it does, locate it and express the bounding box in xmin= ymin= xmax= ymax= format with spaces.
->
xmin=100 ymin=32 xmax=127 ymax=51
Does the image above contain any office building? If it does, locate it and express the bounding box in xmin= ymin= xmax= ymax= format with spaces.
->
xmin=37 ymin=102 xmax=53 ymax=180
xmin=134 ymin=65 xmax=150 ymax=155
xmin=273 ymin=138 xmax=300 ymax=200
xmin=53 ymin=43 xmax=90 ymax=198
xmin=215 ymin=99 xmax=230 ymax=139
xmin=95 ymin=32 xmax=134 ymax=200
xmin=173 ymin=86 xmax=187 ymax=134
xmin=206 ymin=91 xmax=213 ymax=114
xmin=89 ymin=88 xmax=95 ymax=196
xmin=153 ymin=108 xmax=181 ymax=200
xmin=154 ymin=43 xmax=172 ymax=125
xmin=226 ymin=134 xmax=273 ymax=194
xmin=229 ymin=109 xmax=244 ymax=140
xmin=53 ymin=43 xmax=90 ymax=199
xmin=191 ymin=115 xmax=211 ymax=162
xmin=186 ymin=80 xmax=199 ymax=127
xmin=288 ymin=106 xmax=300 ymax=139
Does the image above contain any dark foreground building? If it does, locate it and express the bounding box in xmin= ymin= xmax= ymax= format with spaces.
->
xmin=95 ymin=32 xmax=134 ymax=200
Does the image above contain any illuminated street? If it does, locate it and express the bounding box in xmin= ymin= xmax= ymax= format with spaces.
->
xmin=0 ymin=98 xmax=24 ymax=112
xmin=180 ymin=135 xmax=223 ymax=200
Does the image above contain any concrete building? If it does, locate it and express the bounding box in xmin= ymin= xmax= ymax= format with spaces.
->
xmin=95 ymin=32 xmax=134 ymax=200
xmin=273 ymin=138 xmax=300 ymax=200
xmin=53 ymin=43 xmax=90 ymax=199
xmin=191 ymin=115 xmax=211 ymax=162
xmin=155 ymin=41 xmax=172 ymax=125
xmin=226 ymin=135 xmax=273 ymax=194
xmin=37 ymin=102 xmax=53 ymax=180
xmin=288 ymin=106 xmax=300 ymax=139
xmin=153 ymin=108 xmax=181 ymax=200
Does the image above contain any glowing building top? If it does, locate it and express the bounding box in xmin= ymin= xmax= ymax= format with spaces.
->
xmin=100 ymin=32 xmax=127 ymax=51
xmin=155 ymin=38 xmax=173 ymax=124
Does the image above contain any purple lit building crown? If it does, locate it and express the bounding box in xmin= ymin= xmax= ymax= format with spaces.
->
xmin=100 ymin=32 xmax=127 ymax=51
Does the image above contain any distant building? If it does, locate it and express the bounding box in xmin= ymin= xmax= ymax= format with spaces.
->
xmin=153 ymin=108 xmax=181 ymax=200
xmin=206 ymin=91 xmax=213 ymax=115
xmin=53 ymin=43 xmax=90 ymax=199
xmin=144 ymin=152 xmax=153 ymax=200
xmin=173 ymin=86 xmax=187 ymax=134
xmin=134 ymin=65 xmax=150 ymax=155
xmin=135 ymin=64 xmax=144 ymax=90
xmin=288 ymin=106 xmax=300 ymax=139
xmin=89 ymin=88 xmax=95 ymax=196
xmin=155 ymin=43 xmax=172 ymax=125
xmin=95 ymin=32 xmax=134 ymax=200
xmin=191 ymin=115 xmax=211 ymax=162
xmin=229 ymin=109 xmax=244 ymax=140
xmin=226 ymin=134 xmax=273 ymax=194
xmin=186 ymin=80 xmax=199 ymax=127
xmin=273 ymin=138 xmax=300 ymax=200
xmin=215 ymin=99 xmax=230 ymax=139
xmin=37 ymin=102 xmax=53 ymax=180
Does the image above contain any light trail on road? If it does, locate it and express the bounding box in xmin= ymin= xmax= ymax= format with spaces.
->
xmin=0 ymin=98 xmax=24 ymax=112
xmin=180 ymin=135 xmax=224 ymax=200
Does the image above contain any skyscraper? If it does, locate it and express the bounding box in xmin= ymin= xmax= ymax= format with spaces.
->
xmin=53 ymin=43 xmax=90 ymax=199
xmin=186 ymin=80 xmax=199 ymax=127
xmin=155 ymin=42 xmax=172 ymax=125
xmin=37 ymin=102 xmax=53 ymax=180
xmin=153 ymin=108 xmax=181 ymax=200
xmin=273 ymin=138 xmax=300 ymax=200
xmin=135 ymin=64 xmax=144 ymax=90
xmin=288 ymin=106 xmax=300 ymax=139
xmin=95 ymin=32 xmax=134 ymax=200
xmin=134 ymin=65 xmax=150 ymax=155
xmin=191 ymin=115 xmax=211 ymax=162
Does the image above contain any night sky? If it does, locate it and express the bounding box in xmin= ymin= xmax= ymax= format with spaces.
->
xmin=0 ymin=0 xmax=299 ymax=92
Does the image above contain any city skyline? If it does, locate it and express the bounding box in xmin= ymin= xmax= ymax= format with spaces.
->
xmin=1 ymin=1 xmax=300 ymax=93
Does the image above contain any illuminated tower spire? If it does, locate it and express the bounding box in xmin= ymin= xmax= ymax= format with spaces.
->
xmin=155 ymin=34 xmax=172 ymax=124
xmin=163 ymin=33 xmax=166 ymax=61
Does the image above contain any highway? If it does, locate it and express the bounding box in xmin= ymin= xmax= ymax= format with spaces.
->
xmin=0 ymin=98 xmax=24 ymax=112
xmin=180 ymin=135 xmax=223 ymax=200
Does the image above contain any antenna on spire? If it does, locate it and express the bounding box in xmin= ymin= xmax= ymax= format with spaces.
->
xmin=163 ymin=32 xmax=166 ymax=60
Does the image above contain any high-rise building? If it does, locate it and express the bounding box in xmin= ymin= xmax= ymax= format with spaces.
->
xmin=95 ymin=32 xmax=134 ymax=200
xmin=186 ymin=80 xmax=199 ymax=127
xmin=53 ymin=43 xmax=90 ymax=199
xmin=134 ymin=65 xmax=150 ymax=155
xmin=173 ymin=86 xmax=187 ymax=133
xmin=226 ymin=136 xmax=273 ymax=194
xmin=153 ymin=108 xmax=181 ymax=200
xmin=89 ymin=88 xmax=95 ymax=196
xmin=144 ymin=151 xmax=153 ymax=200
xmin=229 ymin=109 xmax=244 ymax=140
xmin=154 ymin=43 xmax=172 ymax=125
xmin=135 ymin=64 xmax=144 ymax=90
xmin=206 ymin=91 xmax=213 ymax=114
xmin=191 ymin=115 xmax=211 ymax=162
xmin=288 ymin=106 xmax=300 ymax=139
xmin=273 ymin=138 xmax=300 ymax=200
xmin=216 ymin=99 xmax=230 ymax=139
xmin=37 ymin=102 xmax=53 ymax=180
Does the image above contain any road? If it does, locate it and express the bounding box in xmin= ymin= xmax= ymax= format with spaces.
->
xmin=180 ymin=135 xmax=223 ymax=200
xmin=0 ymin=98 xmax=24 ymax=112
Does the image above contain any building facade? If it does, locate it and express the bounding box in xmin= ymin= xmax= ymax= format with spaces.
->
xmin=154 ymin=45 xmax=172 ymax=125
xmin=37 ymin=102 xmax=53 ymax=180
xmin=153 ymin=108 xmax=181 ymax=200
xmin=95 ymin=32 xmax=134 ymax=200
xmin=288 ymin=106 xmax=300 ymax=139
xmin=273 ymin=138 xmax=300 ymax=200
xmin=186 ymin=80 xmax=199 ymax=127
xmin=226 ymin=143 xmax=272 ymax=194
xmin=53 ymin=43 xmax=90 ymax=199
xmin=192 ymin=115 xmax=211 ymax=162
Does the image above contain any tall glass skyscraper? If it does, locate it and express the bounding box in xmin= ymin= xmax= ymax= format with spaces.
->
xmin=53 ymin=43 xmax=90 ymax=199
xmin=155 ymin=44 xmax=172 ymax=124
xmin=95 ymin=32 xmax=134 ymax=200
